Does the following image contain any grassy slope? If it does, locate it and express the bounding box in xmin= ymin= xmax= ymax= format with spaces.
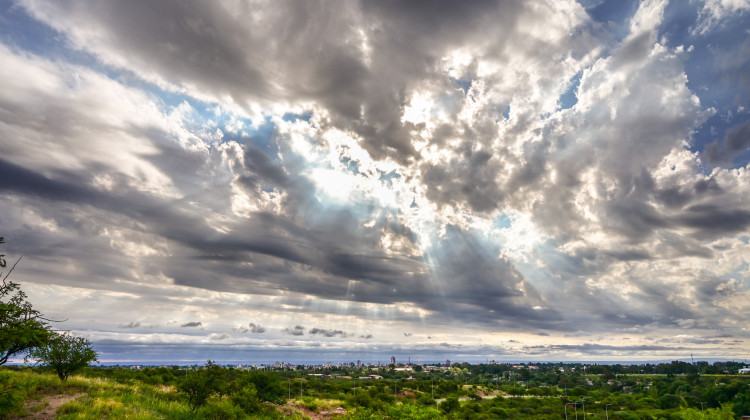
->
xmin=0 ymin=368 xmax=303 ymax=419
xmin=1 ymin=367 xmax=192 ymax=419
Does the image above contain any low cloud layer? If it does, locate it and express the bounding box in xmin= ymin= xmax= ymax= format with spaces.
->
xmin=0 ymin=0 xmax=748 ymax=362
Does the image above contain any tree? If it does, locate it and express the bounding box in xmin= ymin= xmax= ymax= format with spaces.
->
xmin=440 ymin=395 xmax=460 ymax=413
xmin=177 ymin=361 xmax=227 ymax=410
xmin=27 ymin=332 xmax=98 ymax=381
xmin=0 ymin=236 xmax=53 ymax=365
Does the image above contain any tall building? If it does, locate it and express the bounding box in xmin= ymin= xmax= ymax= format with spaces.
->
xmin=390 ymin=356 xmax=396 ymax=365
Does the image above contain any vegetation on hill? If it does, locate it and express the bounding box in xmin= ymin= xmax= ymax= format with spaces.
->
xmin=2 ymin=359 xmax=749 ymax=419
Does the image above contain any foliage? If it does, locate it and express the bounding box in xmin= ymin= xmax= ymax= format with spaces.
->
xmin=676 ymin=403 xmax=735 ymax=419
xmin=230 ymin=382 xmax=263 ymax=413
xmin=382 ymin=402 xmax=440 ymax=419
xmin=27 ymin=331 xmax=98 ymax=381
xmin=194 ymin=397 xmax=247 ymax=419
xmin=0 ymin=236 xmax=53 ymax=366
xmin=177 ymin=360 xmax=227 ymax=410
xmin=4 ymin=359 xmax=750 ymax=419
xmin=439 ymin=395 xmax=460 ymax=413
xmin=244 ymin=370 xmax=286 ymax=404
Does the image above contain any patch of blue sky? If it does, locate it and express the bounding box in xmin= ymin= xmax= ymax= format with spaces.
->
xmin=281 ymin=112 xmax=312 ymax=123
xmin=502 ymin=105 xmax=510 ymax=119
xmin=657 ymin=0 xmax=701 ymax=48
xmin=0 ymin=3 xmax=69 ymax=57
xmin=565 ymin=0 xmax=745 ymax=168
xmin=668 ymin=10 xmax=750 ymax=167
xmin=377 ymin=169 xmax=401 ymax=188
xmin=579 ymin=0 xmax=640 ymax=48
xmin=139 ymin=83 xmax=279 ymax=153
xmin=238 ymin=116 xmax=279 ymax=153
xmin=0 ymin=4 xmax=123 ymax=82
xmin=340 ymin=156 xmax=361 ymax=175
xmin=492 ymin=214 xmax=512 ymax=230
xmin=558 ymin=71 xmax=583 ymax=111
xmin=730 ymin=263 xmax=750 ymax=292
xmin=581 ymin=0 xmax=639 ymax=26
xmin=452 ymin=77 xmax=472 ymax=93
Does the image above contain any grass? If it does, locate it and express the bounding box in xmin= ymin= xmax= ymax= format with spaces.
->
xmin=1 ymin=368 xmax=313 ymax=419
xmin=1 ymin=368 xmax=192 ymax=419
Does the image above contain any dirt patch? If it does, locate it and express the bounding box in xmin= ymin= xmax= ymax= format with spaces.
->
xmin=14 ymin=392 xmax=84 ymax=419
xmin=282 ymin=402 xmax=347 ymax=419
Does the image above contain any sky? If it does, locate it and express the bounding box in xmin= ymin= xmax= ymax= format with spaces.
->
xmin=1 ymin=0 xmax=749 ymax=364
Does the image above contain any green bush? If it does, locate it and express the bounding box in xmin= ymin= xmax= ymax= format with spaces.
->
xmin=195 ymin=398 xmax=245 ymax=419
xmin=440 ymin=396 xmax=460 ymax=413
xmin=230 ymin=384 xmax=263 ymax=413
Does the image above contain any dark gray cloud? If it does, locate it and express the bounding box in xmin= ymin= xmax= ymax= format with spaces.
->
xmin=248 ymin=323 xmax=266 ymax=334
xmin=181 ymin=322 xmax=202 ymax=328
xmin=308 ymin=328 xmax=347 ymax=338
xmin=704 ymin=120 xmax=750 ymax=165
xmin=284 ymin=326 xmax=305 ymax=336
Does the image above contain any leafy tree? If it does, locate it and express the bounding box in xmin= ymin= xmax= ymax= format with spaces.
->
xmin=27 ymin=331 xmax=98 ymax=381
xmin=178 ymin=360 xmax=227 ymax=410
xmin=0 ymin=236 xmax=53 ymax=365
xmin=658 ymin=393 xmax=683 ymax=409
xmin=244 ymin=370 xmax=286 ymax=403
xmin=677 ymin=403 xmax=735 ymax=419
xmin=440 ymin=395 xmax=460 ymax=413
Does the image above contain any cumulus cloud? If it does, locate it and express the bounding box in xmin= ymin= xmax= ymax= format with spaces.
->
xmin=283 ymin=326 xmax=305 ymax=336
xmin=309 ymin=328 xmax=347 ymax=338
xmin=248 ymin=323 xmax=266 ymax=334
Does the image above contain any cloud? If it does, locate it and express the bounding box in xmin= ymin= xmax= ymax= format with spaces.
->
xmin=283 ymin=326 xmax=305 ymax=336
xmin=309 ymin=328 xmax=347 ymax=338
xmin=209 ymin=333 xmax=229 ymax=341
xmin=248 ymin=323 xmax=266 ymax=334
xmin=703 ymin=120 xmax=750 ymax=166
xmin=693 ymin=0 xmax=750 ymax=34
xmin=0 ymin=0 xmax=748 ymax=363
xmin=181 ymin=322 xmax=202 ymax=328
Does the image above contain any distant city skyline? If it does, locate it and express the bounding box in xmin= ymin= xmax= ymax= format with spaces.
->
xmin=1 ymin=0 xmax=749 ymax=363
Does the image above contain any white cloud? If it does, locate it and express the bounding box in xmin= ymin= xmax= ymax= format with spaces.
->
xmin=694 ymin=0 xmax=750 ymax=34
